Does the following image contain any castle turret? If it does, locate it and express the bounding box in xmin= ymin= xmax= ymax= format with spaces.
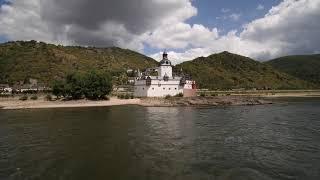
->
xmin=159 ymin=51 xmax=172 ymax=78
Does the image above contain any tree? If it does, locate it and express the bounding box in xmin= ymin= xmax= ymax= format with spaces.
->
xmin=66 ymin=73 xmax=85 ymax=99
xmin=52 ymin=80 xmax=66 ymax=98
xmin=52 ymin=71 xmax=112 ymax=100
xmin=83 ymin=71 xmax=112 ymax=100
xmin=115 ymin=72 xmax=128 ymax=85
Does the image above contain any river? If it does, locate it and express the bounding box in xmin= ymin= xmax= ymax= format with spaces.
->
xmin=0 ymin=98 xmax=320 ymax=180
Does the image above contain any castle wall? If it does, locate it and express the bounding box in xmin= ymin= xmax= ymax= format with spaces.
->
xmin=134 ymin=79 xmax=183 ymax=97
xmin=183 ymin=89 xmax=197 ymax=97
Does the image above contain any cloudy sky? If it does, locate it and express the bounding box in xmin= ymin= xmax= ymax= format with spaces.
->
xmin=0 ymin=0 xmax=319 ymax=64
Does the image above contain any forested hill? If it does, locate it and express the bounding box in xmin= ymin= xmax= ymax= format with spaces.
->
xmin=0 ymin=41 xmax=318 ymax=90
xmin=0 ymin=41 xmax=158 ymax=85
xmin=176 ymin=51 xmax=314 ymax=90
xmin=266 ymin=54 xmax=320 ymax=86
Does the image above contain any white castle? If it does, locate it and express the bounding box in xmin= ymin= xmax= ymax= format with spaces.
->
xmin=134 ymin=51 xmax=196 ymax=97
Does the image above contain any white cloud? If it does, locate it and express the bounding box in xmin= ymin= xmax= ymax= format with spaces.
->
xmin=229 ymin=13 xmax=242 ymax=21
xmin=151 ymin=0 xmax=320 ymax=63
xmin=146 ymin=23 xmax=218 ymax=49
xmin=150 ymin=48 xmax=214 ymax=65
xmin=240 ymin=0 xmax=320 ymax=59
xmin=257 ymin=4 xmax=265 ymax=10
xmin=216 ymin=12 xmax=241 ymax=21
xmin=221 ymin=8 xmax=230 ymax=13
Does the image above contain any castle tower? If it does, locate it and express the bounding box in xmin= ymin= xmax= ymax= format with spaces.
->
xmin=159 ymin=51 xmax=172 ymax=78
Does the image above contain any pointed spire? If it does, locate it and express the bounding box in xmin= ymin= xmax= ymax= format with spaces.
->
xmin=163 ymin=49 xmax=168 ymax=60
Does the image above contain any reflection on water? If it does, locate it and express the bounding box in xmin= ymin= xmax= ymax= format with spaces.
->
xmin=0 ymin=99 xmax=320 ymax=180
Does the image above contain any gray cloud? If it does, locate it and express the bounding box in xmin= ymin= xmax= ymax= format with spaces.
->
xmin=41 ymin=0 xmax=184 ymax=33
xmin=38 ymin=0 xmax=196 ymax=48
xmin=0 ymin=0 xmax=196 ymax=51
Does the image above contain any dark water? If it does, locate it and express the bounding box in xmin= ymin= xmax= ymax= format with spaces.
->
xmin=1 ymin=98 xmax=320 ymax=180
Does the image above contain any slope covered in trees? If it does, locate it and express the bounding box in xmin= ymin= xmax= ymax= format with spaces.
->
xmin=0 ymin=41 xmax=158 ymax=85
xmin=176 ymin=52 xmax=314 ymax=90
xmin=266 ymin=54 xmax=320 ymax=85
xmin=0 ymin=41 xmax=318 ymax=90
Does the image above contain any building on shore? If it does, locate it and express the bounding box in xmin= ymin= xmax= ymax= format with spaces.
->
xmin=0 ymin=84 xmax=12 ymax=94
xmin=134 ymin=51 xmax=196 ymax=97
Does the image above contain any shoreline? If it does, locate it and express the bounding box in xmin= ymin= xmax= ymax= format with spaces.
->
xmin=1 ymin=93 xmax=320 ymax=110
xmin=0 ymin=98 xmax=141 ymax=110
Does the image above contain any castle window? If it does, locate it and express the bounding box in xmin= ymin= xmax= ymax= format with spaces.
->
xmin=175 ymin=88 xmax=177 ymax=90
xmin=169 ymin=88 xmax=171 ymax=90
xmin=152 ymin=88 xmax=154 ymax=90
xmin=163 ymin=88 xmax=165 ymax=90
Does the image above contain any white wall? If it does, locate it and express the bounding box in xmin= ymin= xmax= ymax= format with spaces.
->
xmin=158 ymin=66 xmax=172 ymax=78
xmin=134 ymin=79 xmax=183 ymax=97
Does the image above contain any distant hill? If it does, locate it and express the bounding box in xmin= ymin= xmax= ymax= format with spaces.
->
xmin=0 ymin=41 xmax=158 ymax=85
xmin=176 ymin=51 xmax=314 ymax=90
xmin=266 ymin=54 xmax=320 ymax=85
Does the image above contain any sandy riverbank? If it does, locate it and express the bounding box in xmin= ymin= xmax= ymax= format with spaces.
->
xmin=0 ymin=97 xmax=141 ymax=110
xmin=0 ymin=96 xmax=273 ymax=110
xmin=1 ymin=92 xmax=319 ymax=110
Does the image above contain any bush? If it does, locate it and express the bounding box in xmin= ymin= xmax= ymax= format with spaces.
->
xmin=117 ymin=94 xmax=132 ymax=99
xmin=45 ymin=94 xmax=53 ymax=101
xmin=19 ymin=95 xmax=28 ymax=101
xmin=175 ymin=93 xmax=183 ymax=97
xmin=200 ymin=93 xmax=206 ymax=97
xmin=124 ymin=94 xmax=130 ymax=99
xmin=52 ymin=80 xmax=68 ymax=98
xmin=22 ymin=90 xmax=37 ymax=94
xmin=30 ymin=95 xmax=38 ymax=100
xmin=0 ymin=94 xmax=12 ymax=98
xmin=165 ymin=95 xmax=172 ymax=99
xmin=117 ymin=94 xmax=125 ymax=99
xmin=211 ymin=93 xmax=218 ymax=97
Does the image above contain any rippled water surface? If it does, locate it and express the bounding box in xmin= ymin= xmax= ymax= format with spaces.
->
xmin=1 ymin=98 xmax=320 ymax=180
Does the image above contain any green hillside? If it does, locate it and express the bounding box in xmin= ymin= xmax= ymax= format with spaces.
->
xmin=0 ymin=41 xmax=317 ymax=90
xmin=266 ymin=54 xmax=320 ymax=85
xmin=176 ymin=51 xmax=314 ymax=90
xmin=0 ymin=41 xmax=158 ymax=85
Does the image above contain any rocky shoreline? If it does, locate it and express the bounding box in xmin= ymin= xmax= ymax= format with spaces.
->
xmin=139 ymin=96 xmax=273 ymax=107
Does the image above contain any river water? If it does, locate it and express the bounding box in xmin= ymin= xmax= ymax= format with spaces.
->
xmin=0 ymin=98 xmax=320 ymax=180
